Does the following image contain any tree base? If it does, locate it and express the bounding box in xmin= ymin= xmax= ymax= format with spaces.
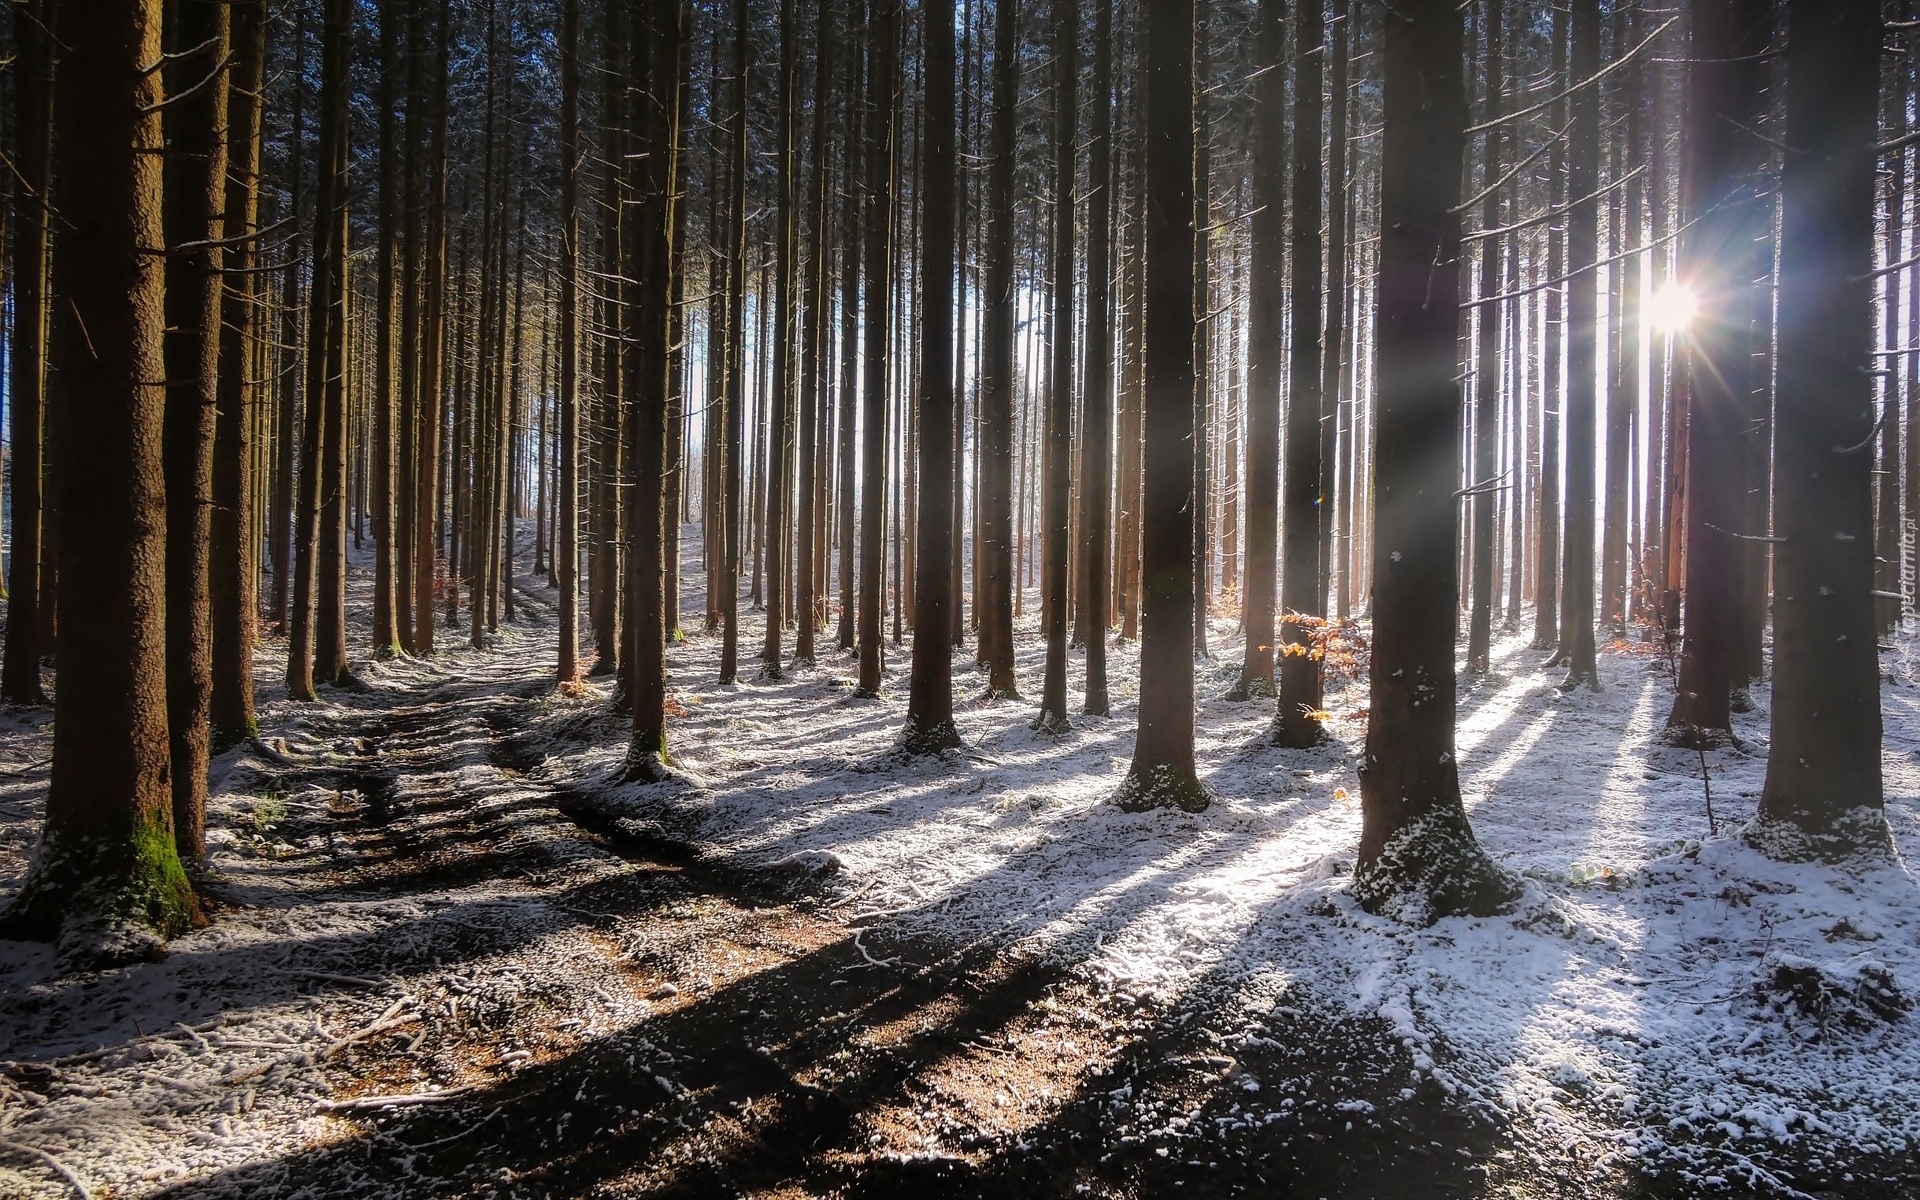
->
xmin=324 ymin=667 xmax=368 ymax=692
xmin=1743 ymin=807 xmax=1898 ymax=866
xmin=1271 ymin=715 xmax=1330 ymax=749
xmin=1729 ymin=687 xmax=1756 ymax=714
xmin=851 ymin=687 xmax=883 ymax=701
xmin=1113 ymin=765 xmax=1212 ymax=814
xmin=759 ymin=660 xmax=786 ymax=682
xmin=1557 ymin=667 xmax=1600 ymax=692
xmin=1225 ymin=676 xmax=1276 ymax=703
xmin=210 ymin=717 xmax=262 ymax=757
xmin=617 ymin=742 xmax=696 ymax=788
xmin=1658 ymin=720 xmax=1733 ymax=751
xmin=1030 ymin=710 xmax=1072 ymax=737
xmin=1351 ymin=810 xmax=1518 ymax=926
xmin=902 ymin=718 xmax=963 ymax=756
xmin=0 ymin=821 xmax=202 ymax=970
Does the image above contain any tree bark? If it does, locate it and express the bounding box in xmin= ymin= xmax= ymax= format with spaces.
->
xmin=1466 ymin=0 xmax=1503 ymax=673
xmin=1 ymin=0 xmax=201 ymax=958
xmin=837 ymin=46 xmax=864 ymax=654
xmin=906 ymin=0 xmax=961 ymax=753
xmin=371 ymin=0 xmax=401 ymax=655
xmin=762 ymin=0 xmax=799 ymax=675
xmin=1558 ymin=0 xmax=1601 ymax=688
xmin=270 ymin=11 xmax=307 ymax=640
xmin=557 ymin=0 xmax=582 ymax=682
xmin=1667 ymin=0 xmax=1768 ymax=742
xmin=1756 ymin=0 xmax=1893 ymax=859
xmin=1276 ymin=0 xmax=1327 ymax=746
xmin=1190 ymin=0 xmax=1213 ymax=660
xmin=718 ymin=0 xmax=750 ymax=684
xmin=978 ymin=0 xmax=1019 ymax=698
xmin=1116 ymin=0 xmax=1207 ymax=814
xmin=1079 ymin=0 xmax=1115 ymax=717
xmin=797 ymin=0 xmax=838 ymax=667
xmin=1533 ymin=4 xmax=1567 ymax=652
xmin=312 ymin=0 xmax=352 ymax=685
xmin=413 ymin=0 xmax=451 ymax=656
xmin=2 ymin=0 xmax=53 ymax=706
xmin=1236 ymin=0 xmax=1283 ymax=703
xmin=211 ymin=0 xmax=267 ymax=748
xmin=163 ymin=0 xmax=230 ymax=863
xmin=626 ymin=0 xmax=685 ymax=779
xmin=1035 ymin=0 xmax=1077 ymax=733
xmin=1326 ymin=0 xmax=1353 ymax=624
xmin=1353 ymin=0 xmax=1513 ymax=923
xmin=855 ymin=0 xmax=901 ymax=696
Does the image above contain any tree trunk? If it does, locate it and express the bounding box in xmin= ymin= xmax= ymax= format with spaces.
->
xmin=371 ymin=0 xmax=401 ymax=656
xmin=211 ymin=0 xmax=267 ymax=748
xmin=978 ymin=0 xmax=1019 ymax=697
xmin=1533 ymin=4 xmax=1567 ymax=652
xmin=1558 ymin=0 xmax=1601 ymax=688
xmin=797 ymin=0 xmax=837 ymax=666
xmin=854 ymin=0 xmax=900 ymax=696
xmin=414 ymin=0 xmax=451 ymax=655
xmin=719 ymin=0 xmax=750 ymax=684
xmin=163 ymin=0 xmax=230 ymax=863
xmin=1466 ymin=0 xmax=1503 ymax=673
xmin=556 ymin=0 xmax=582 ymax=681
xmin=837 ymin=52 xmax=864 ymax=654
xmin=906 ymin=0 xmax=961 ymax=752
xmin=271 ymin=11 xmax=307 ymax=640
xmin=1756 ymin=0 xmax=1892 ymax=859
xmin=1353 ymin=0 xmax=1513 ymax=923
xmin=313 ymin=0 xmax=352 ymax=685
xmin=1667 ymin=0 xmax=1767 ymax=742
xmin=1190 ymin=0 xmax=1213 ymax=660
xmin=2 ymin=0 xmax=53 ymax=706
xmin=762 ymin=0 xmax=799 ymax=675
xmin=1 ymin=0 xmax=201 ymax=959
xmin=1276 ymin=0 xmax=1326 ymax=746
xmin=592 ymin=0 xmax=626 ymax=673
xmin=951 ymin=0 xmax=974 ymax=653
xmin=1034 ymin=0 xmax=1077 ymax=733
xmin=1079 ymin=0 xmax=1114 ymax=716
xmin=396 ymin=0 xmax=423 ymax=650
xmin=626 ymin=0 xmax=685 ymax=779
xmin=1238 ymin=0 xmax=1283 ymax=703
xmin=1117 ymin=0 xmax=1207 ymax=814
xmin=1327 ymin=0 xmax=1353 ymax=625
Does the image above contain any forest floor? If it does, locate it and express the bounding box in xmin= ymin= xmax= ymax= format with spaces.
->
xmin=3 ymin=526 xmax=1920 ymax=1199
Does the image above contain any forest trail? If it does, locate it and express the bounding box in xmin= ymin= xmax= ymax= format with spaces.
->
xmin=4 ymin=536 xmax=1920 ymax=1198
xmin=0 ymin=548 xmax=1515 ymax=1199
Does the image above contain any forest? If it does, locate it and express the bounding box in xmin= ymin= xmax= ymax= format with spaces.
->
xmin=0 ymin=0 xmax=1917 ymax=1195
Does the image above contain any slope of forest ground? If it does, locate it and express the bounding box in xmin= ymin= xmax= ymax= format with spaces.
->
xmin=2 ymin=528 xmax=1918 ymax=1199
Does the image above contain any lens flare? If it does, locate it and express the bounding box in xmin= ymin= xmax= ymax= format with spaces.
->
xmin=1644 ymin=282 xmax=1697 ymax=333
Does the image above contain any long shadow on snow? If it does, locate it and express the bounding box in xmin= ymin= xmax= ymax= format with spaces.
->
xmin=150 ymin=860 xmax=1524 ymax=1200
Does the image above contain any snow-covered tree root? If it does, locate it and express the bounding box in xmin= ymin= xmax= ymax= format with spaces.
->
xmin=1742 ymin=805 xmax=1900 ymax=866
xmin=1113 ymin=764 xmax=1213 ymax=814
xmin=0 ymin=821 xmax=201 ymax=968
xmin=1351 ymin=810 xmax=1519 ymax=926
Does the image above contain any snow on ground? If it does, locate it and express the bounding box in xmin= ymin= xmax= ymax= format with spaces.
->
xmin=0 ymin=521 xmax=1916 ymax=1196
xmin=561 ymin=530 xmax=1920 ymax=1194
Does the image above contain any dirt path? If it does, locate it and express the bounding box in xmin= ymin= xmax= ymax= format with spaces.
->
xmin=5 ymin=545 xmax=1912 ymax=1199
